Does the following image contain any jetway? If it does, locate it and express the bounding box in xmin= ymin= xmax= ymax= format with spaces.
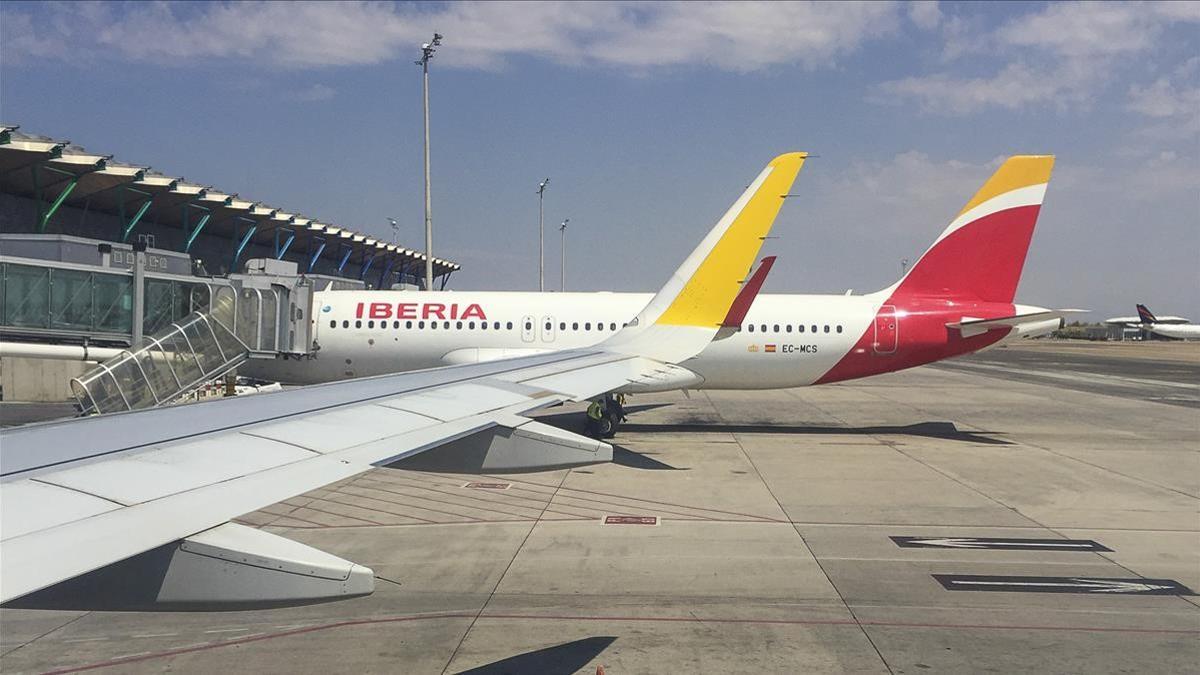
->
xmin=69 ymin=264 xmax=314 ymax=414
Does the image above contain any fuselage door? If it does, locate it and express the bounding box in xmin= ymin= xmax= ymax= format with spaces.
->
xmin=873 ymin=305 xmax=898 ymax=354
xmin=541 ymin=315 xmax=556 ymax=342
xmin=521 ymin=315 xmax=536 ymax=343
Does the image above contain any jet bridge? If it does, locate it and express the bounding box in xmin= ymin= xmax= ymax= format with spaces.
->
xmin=69 ymin=261 xmax=316 ymax=415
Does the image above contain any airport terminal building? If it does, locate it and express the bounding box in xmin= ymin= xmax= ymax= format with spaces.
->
xmin=0 ymin=125 xmax=460 ymax=402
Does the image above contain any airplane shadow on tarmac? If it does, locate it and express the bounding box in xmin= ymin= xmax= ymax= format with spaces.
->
xmin=615 ymin=420 xmax=1014 ymax=446
xmin=453 ymin=636 xmax=616 ymax=675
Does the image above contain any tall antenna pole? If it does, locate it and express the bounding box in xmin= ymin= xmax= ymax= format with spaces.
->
xmin=537 ymin=178 xmax=550 ymax=291
xmin=559 ymin=218 xmax=569 ymax=291
xmin=416 ymin=33 xmax=442 ymax=291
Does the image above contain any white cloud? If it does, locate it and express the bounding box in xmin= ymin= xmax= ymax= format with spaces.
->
xmin=877 ymin=1 xmax=1200 ymax=115
xmin=906 ymin=1 xmax=942 ymax=31
xmin=1127 ymin=77 xmax=1200 ymax=119
xmin=288 ymin=84 xmax=336 ymax=102
xmin=1 ymin=1 xmax=902 ymax=72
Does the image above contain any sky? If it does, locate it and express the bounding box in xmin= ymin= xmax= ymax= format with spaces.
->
xmin=2 ymin=1 xmax=1197 ymax=319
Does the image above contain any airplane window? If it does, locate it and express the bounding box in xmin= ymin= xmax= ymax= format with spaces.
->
xmin=524 ymin=321 xmax=532 ymax=331
xmin=506 ymin=321 xmax=513 ymax=330
xmin=456 ymin=321 xmax=463 ymax=329
xmin=545 ymin=322 xmax=552 ymax=330
xmin=329 ymin=320 xmax=336 ymax=329
xmin=444 ymin=321 xmax=451 ymax=329
xmin=774 ymin=324 xmax=780 ymax=333
xmin=368 ymin=321 xmax=375 ymax=328
xmin=811 ymin=325 xmax=817 ymax=333
xmin=760 ymin=324 xmax=767 ymax=333
xmin=610 ymin=323 xmax=617 ymax=331
xmin=585 ymin=322 xmax=591 ymax=330
xmin=598 ymin=322 xmax=605 ymax=331
xmin=572 ymin=322 xmax=579 ymax=330
xmin=392 ymin=321 xmax=399 ymax=329
xmin=837 ymin=325 xmax=843 ymax=333
xmin=355 ymin=320 xmax=362 ymax=328
xmin=748 ymin=324 xmax=755 ymax=332
xmin=430 ymin=321 xmax=437 ymax=330
xmin=418 ymin=321 xmax=425 ymax=329
xmin=798 ymin=325 xmax=805 ymax=333
xmin=406 ymin=321 xmax=413 ymax=329
xmin=560 ymin=322 xmax=566 ymax=330
xmin=342 ymin=320 xmax=349 ymax=328
xmin=481 ymin=322 xmax=488 ymax=330
xmin=824 ymin=325 xmax=830 ymax=333
xmin=786 ymin=325 xmax=792 ymax=333
xmin=469 ymin=321 xmax=476 ymax=329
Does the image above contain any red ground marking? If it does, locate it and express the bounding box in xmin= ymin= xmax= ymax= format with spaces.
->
xmin=604 ymin=515 xmax=659 ymax=525
xmin=46 ymin=612 xmax=1200 ymax=674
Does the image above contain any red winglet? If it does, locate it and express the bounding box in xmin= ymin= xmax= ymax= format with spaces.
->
xmin=721 ymin=256 xmax=775 ymax=328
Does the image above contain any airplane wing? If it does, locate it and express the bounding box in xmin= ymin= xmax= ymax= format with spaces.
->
xmin=0 ymin=152 xmax=807 ymax=609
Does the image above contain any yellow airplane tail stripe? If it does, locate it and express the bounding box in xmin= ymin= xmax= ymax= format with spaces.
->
xmin=652 ymin=152 xmax=806 ymax=328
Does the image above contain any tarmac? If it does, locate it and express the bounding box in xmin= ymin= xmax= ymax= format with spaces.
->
xmin=1 ymin=340 xmax=1197 ymax=673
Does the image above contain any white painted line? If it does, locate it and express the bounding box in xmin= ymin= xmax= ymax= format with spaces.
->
xmin=132 ymin=633 xmax=178 ymax=639
xmin=203 ymin=628 xmax=250 ymax=634
xmin=64 ymin=637 xmax=110 ymax=643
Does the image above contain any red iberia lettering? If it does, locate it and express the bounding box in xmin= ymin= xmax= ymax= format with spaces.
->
xmin=423 ymin=303 xmax=446 ymax=320
xmin=397 ymin=303 xmax=417 ymax=319
xmin=461 ymin=303 xmax=486 ymax=320
xmin=369 ymin=302 xmax=391 ymax=319
xmin=355 ymin=302 xmax=364 ymax=319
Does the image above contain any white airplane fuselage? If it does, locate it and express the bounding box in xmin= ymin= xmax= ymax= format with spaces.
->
xmin=243 ymin=290 xmax=1054 ymax=390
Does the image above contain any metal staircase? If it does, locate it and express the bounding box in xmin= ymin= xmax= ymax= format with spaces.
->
xmin=70 ymin=311 xmax=248 ymax=415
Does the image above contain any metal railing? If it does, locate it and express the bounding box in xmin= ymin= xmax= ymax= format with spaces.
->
xmin=70 ymin=312 xmax=248 ymax=415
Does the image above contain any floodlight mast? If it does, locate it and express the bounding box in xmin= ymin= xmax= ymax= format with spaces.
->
xmin=415 ymin=32 xmax=442 ymax=290
xmin=537 ymin=178 xmax=550 ymax=291
xmin=559 ymin=218 xmax=569 ymax=291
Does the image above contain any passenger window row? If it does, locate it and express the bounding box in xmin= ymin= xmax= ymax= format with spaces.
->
xmin=328 ymin=319 xmax=628 ymax=332
xmin=745 ymin=323 xmax=843 ymax=334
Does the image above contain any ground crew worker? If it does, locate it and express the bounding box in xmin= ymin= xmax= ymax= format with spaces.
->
xmin=586 ymin=399 xmax=604 ymax=436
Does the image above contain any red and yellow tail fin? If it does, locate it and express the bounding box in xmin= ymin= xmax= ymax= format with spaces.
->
xmin=892 ymin=155 xmax=1054 ymax=304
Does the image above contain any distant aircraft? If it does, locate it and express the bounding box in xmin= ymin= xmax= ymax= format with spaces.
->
xmin=1104 ymin=305 xmax=1198 ymax=340
xmin=247 ymin=154 xmax=1079 ymax=437
xmin=1136 ymin=304 xmax=1200 ymax=340
xmin=0 ymin=153 xmax=806 ymax=610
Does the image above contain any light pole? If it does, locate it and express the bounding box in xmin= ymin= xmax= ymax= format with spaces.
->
xmin=559 ymin=218 xmax=569 ymax=291
xmin=537 ymin=178 xmax=550 ymax=291
xmin=387 ymin=217 xmax=399 ymax=244
xmin=416 ymin=32 xmax=442 ymax=291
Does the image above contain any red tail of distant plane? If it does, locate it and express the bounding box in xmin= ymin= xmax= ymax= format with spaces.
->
xmin=1136 ymin=304 xmax=1158 ymax=324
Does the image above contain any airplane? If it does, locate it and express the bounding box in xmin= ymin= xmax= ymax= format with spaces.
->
xmin=1133 ymin=304 xmax=1200 ymax=340
xmin=0 ymin=152 xmax=806 ymax=610
xmin=244 ymin=154 xmax=1077 ymax=436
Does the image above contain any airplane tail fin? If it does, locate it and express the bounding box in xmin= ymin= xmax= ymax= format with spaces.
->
xmin=606 ymin=152 xmax=806 ymax=361
xmin=1136 ymin=304 xmax=1158 ymax=324
xmin=888 ymin=155 xmax=1054 ymax=304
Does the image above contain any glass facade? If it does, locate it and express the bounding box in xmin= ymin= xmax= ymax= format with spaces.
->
xmin=0 ymin=263 xmax=133 ymax=334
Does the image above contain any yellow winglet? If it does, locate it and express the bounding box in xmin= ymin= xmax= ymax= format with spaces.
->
xmin=656 ymin=152 xmax=807 ymax=328
xmin=604 ymin=152 xmax=806 ymax=364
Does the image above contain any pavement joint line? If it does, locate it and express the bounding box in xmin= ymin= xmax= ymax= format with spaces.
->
xmin=0 ymin=608 xmax=90 ymax=660
xmin=438 ymin=468 xmax=573 ymax=675
xmin=769 ymin=391 xmax=897 ymax=674
xmin=348 ymin=476 xmax=589 ymax=520
xmin=475 ymin=472 xmax=786 ymax=522
xmin=322 ymin=487 xmax=478 ymax=523
xmin=288 ymin=501 xmax=386 ymax=527
xmin=347 ymin=479 xmax=592 ymax=521
xmin=41 ymin=608 xmax=1200 ymax=673
xmin=848 ymin=379 xmax=1200 ymax=614
xmin=939 ymin=360 xmax=1199 ymax=391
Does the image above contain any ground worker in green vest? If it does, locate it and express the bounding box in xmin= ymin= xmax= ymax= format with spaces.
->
xmin=586 ymin=400 xmax=604 ymax=437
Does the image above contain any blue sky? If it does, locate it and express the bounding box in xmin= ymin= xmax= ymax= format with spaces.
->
xmin=3 ymin=1 xmax=1197 ymax=319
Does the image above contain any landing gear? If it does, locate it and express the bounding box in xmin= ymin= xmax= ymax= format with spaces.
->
xmin=585 ymin=393 xmax=627 ymax=439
